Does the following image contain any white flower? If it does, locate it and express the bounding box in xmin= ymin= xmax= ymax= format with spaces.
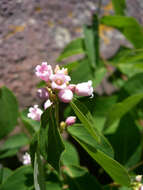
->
xmin=22 ymin=152 xmax=31 ymax=165
xmin=27 ymin=105 xmax=43 ymax=121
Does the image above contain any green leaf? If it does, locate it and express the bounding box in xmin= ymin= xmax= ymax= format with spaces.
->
xmin=39 ymin=108 xmax=65 ymax=171
xmin=104 ymin=93 xmax=143 ymax=129
xmin=123 ymin=73 xmax=143 ymax=95
xmin=109 ymin=47 xmax=143 ymax=77
xmin=64 ymin=60 xmax=79 ymax=72
xmin=0 ymin=166 xmax=33 ymax=190
xmin=67 ymin=125 xmax=131 ymax=186
xmin=112 ymin=0 xmax=126 ymax=15
xmin=0 ymin=133 xmax=29 ymax=158
xmin=65 ymin=95 xmax=118 ymax=132
xmin=61 ymin=141 xmax=80 ymax=166
xmin=0 ymin=167 xmax=12 ymax=184
xmin=63 ymin=165 xmax=103 ymax=190
xmin=0 ymin=87 xmax=19 ymax=139
xmin=93 ymin=66 xmax=107 ymax=87
xmin=20 ymin=110 xmax=40 ymax=134
xmin=101 ymin=16 xmax=143 ymax=48
xmin=34 ymin=151 xmax=46 ymax=190
xmin=70 ymin=99 xmax=114 ymax=158
xmin=57 ymin=38 xmax=85 ymax=61
xmin=109 ymin=46 xmax=131 ymax=63
xmin=65 ymin=59 xmax=106 ymax=86
xmin=117 ymin=62 xmax=143 ymax=77
xmin=107 ymin=115 xmax=141 ymax=166
xmin=46 ymin=182 xmax=61 ymax=190
xmin=125 ymin=145 xmax=142 ymax=169
xmin=89 ymin=95 xmax=118 ymax=132
xmin=83 ymin=16 xmax=99 ymax=70
xmin=0 ymin=133 xmax=29 ymax=151
xmin=66 ymin=59 xmax=106 ymax=86
xmin=70 ymin=58 xmax=93 ymax=83
xmin=0 ymin=149 xmax=18 ymax=159
xmin=119 ymin=187 xmax=132 ymax=190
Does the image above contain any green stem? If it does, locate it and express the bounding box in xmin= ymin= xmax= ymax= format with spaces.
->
xmin=128 ymin=160 xmax=143 ymax=172
xmin=55 ymin=101 xmax=59 ymax=128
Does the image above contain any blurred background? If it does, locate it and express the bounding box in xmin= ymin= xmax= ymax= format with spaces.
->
xmin=0 ymin=0 xmax=143 ymax=108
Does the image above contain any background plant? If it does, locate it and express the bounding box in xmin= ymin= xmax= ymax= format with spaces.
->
xmin=0 ymin=0 xmax=143 ymax=190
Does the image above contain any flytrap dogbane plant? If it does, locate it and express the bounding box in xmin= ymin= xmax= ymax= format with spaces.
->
xmin=26 ymin=62 xmax=133 ymax=189
xmin=26 ymin=62 xmax=95 ymax=189
xmin=28 ymin=62 xmax=94 ymax=126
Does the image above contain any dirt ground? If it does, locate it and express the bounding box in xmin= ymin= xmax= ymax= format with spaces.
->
xmin=0 ymin=0 xmax=143 ymax=108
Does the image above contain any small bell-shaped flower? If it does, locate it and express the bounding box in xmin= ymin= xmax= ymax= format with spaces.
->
xmin=58 ymin=89 xmax=73 ymax=103
xmin=75 ymin=80 xmax=93 ymax=96
xmin=35 ymin=62 xmax=53 ymax=82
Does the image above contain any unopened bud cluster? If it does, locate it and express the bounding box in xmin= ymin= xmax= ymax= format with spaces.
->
xmin=132 ymin=175 xmax=143 ymax=190
xmin=27 ymin=62 xmax=94 ymax=122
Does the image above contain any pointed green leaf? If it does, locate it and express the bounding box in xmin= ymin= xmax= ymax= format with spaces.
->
xmin=0 ymin=133 xmax=29 ymax=158
xmin=0 ymin=166 xmax=33 ymax=190
xmin=57 ymin=38 xmax=85 ymax=61
xmin=123 ymin=73 xmax=143 ymax=95
xmin=107 ymin=115 xmax=141 ymax=166
xmin=61 ymin=141 xmax=80 ymax=166
xmin=70 ymin=58 xmax=93 ymax=83
xmin=0 ymin=87 xmax=19 ymax=139
xmin=67 ymin=125 xmax=131 ymax=186
xmin=109 ymin=47 xmax=143 ymax=77
xmin=70 ymin=99 xmax=114 ymax=158
xmin=39 ymin=108 xmax=65 ymax=171
xmin=104 ymin=93 xmax=143 ymax=129
xmin=83 ymin=14 xmax=99 ymax=69
xmin=0 ymin=133 xmax=29 ymax=151
xmin=101 ymin=16 xmax=143 ymax=48
xmin=0 ymin=149 xmax=18 ymax=159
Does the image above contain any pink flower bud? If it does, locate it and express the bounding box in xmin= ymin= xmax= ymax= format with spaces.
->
xmin=139 ymin=185 xmax=143 ymax=190
xmin=65 ymin=116 xmax=76 ymax=126
xmin=27 ymin=105 xmax=43 ymax=121
xmin=37 ymin=88 xmax=49 ymax=99
xmin=68 ymin=84 xmax=76 ymax=92
xmin=75 ymin=80 xmax=93 ymax=96
xmin=44 ymin=99 xmax=53 ymax=109
xmin=51 ymin=73 xmax=71 ymax=90
xmin=54 ymin=65 xmax=68 ymax=75
xmin=35 ymin=62 xmax=53 ymax=82
xmin=58 ymin=89 xmax=73 ymax=103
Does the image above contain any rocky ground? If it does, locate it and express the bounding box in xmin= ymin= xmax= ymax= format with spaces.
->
xmin=0 ymin=0 xmax=143 ymax=108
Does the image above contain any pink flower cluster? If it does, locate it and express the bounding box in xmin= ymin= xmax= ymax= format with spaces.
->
xmin=27 ymin=62 xmax=94 ymax=122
